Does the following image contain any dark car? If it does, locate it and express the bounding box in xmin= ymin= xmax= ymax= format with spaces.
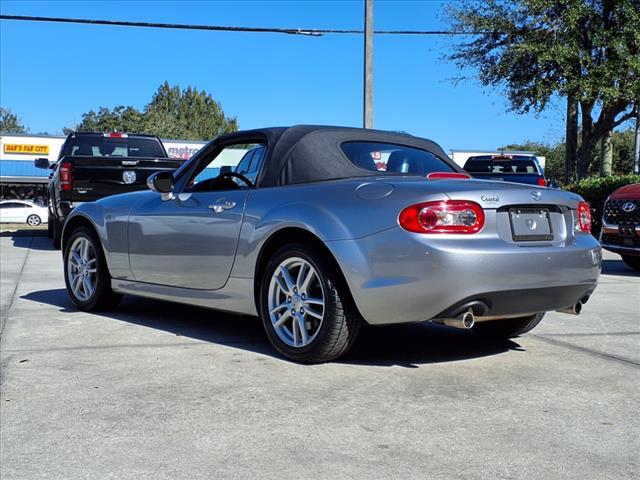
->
xmin=600 ymin=183 xmax=640 ymax=271
xmin=463 ymin=154 xmax=547 ymax=187
xmin=36 ymin=131 xmax=184 ymax=248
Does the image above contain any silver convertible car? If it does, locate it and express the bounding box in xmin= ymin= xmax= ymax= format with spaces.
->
xmin=62 ymin=126 xmax=601 ymax=362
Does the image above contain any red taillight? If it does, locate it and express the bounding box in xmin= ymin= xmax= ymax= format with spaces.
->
xmin=399 ymin=200 xmax=485 ymax=234
xmin=536 ymin=177 xmax=547 ymax=187
xmin=59 ymin=162 xmax=72 ymax=191
xmin=109 ymin=131 xmax=122 ymax=138
xmin=426 ymin=172 xmax=472 ymax=180
xmin=577 ymin=201 xmax=592 ymax=233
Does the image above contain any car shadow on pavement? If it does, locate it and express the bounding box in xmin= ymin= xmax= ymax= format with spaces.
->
xmin=601 ymin=258 xmax=638 ymax=277
xmin=21 ymin=288 xmax=523 ymax=367
xmin=2 ymin=230 xmax=55 ymax=251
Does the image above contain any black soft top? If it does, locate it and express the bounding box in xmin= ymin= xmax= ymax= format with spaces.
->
xmin=200 ymin=125 xmax=459 ymax=187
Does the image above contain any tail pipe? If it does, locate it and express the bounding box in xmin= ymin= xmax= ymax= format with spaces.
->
xmin=443 ymin=309 xmax=475 ymax=329
xmin=556 ymin=296 xmax=589 ymax=316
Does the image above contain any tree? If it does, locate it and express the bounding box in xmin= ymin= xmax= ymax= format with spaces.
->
xmin=444 ymin=0 xmax=640 ymax=179
xmin=65 ymin=106 xmax=147 ymax=134
xmin=66 ymin=82 xmax=238 ymax=140
xmin=145 ymin=82 xmax=238 ymax=140
xmin=0 ymin=108 xmax=28 ymax=133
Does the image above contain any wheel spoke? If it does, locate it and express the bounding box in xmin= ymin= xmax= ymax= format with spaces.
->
xmin=300 ymin=267 xmax=315 ymax=293
xmin=305 ymin=309 xmax=323 ymax=320
xmin=274 ymin=274 xmax=290 ymax=295
xmin=296 ymin=315 xmax=308 ymax=344
xmin=279 ymin=266 xmax=295 ymax=292
xmin=304 ymin=297 xmax=323 ymax=306
xmin=83 ymin=277 xmax=93 ymax=296
xmin=71 ymin=251 xmax=82 ymax=267
xmin=73 ymin=275 xmax=83 ymax=295
xmin=270 ymin=302 xmax=288 ymax=315
xmin=87 ymin=268 xmax=97 ymax=274
xmin=81 ymin=239 xmax=89 ymax=261
xmin=273 ymin=310 xmax=291 ymax=328
xmin=292 ymin=315 xmax=299 ymax=345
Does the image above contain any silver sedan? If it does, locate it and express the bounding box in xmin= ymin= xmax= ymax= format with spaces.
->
xmin=62 ymin=126 xmax=601 ymax=362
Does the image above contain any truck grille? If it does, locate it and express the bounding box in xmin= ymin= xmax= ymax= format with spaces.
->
xmin=602 ymin=233 xmax=640 ymax=248
xmin=603 ymin=200 xmax=640 ymax=226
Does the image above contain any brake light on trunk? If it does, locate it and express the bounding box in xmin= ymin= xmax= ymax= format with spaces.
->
xmin=426 ymin=172 xmax=472 ymax=180
xmin=59 ymin=162 xmax=72 ymax=191
xmin=577 ymin=201 xmax=592 ymax=233
xmin=537 ymin=177 xmax=547 ymax=186
xmin=399 ymin=200 xmax=485 ymax=234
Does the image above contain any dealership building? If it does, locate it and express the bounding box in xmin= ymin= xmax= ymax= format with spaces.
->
xmin=0 ymin=133 xmax=207 ymax=202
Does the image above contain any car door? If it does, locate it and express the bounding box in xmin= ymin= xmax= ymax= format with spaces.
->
xmin=127 ymin=141 xmax=264 ymax=290
xmin=15 ymin=202 xmax=31 ymax=223
xmin=0 ymin=202 xmax=22 ymax=223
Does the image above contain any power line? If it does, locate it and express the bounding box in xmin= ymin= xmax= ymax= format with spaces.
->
xmin=0 ymin=14 xmax=474 ymax=36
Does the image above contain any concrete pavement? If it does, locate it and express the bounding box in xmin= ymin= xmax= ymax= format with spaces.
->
xmin=1 ymin=232 xmax=638 ymax=479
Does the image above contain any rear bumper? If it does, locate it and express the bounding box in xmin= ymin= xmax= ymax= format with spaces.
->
xmin=327 ymin=227 xmax=601 ymax=325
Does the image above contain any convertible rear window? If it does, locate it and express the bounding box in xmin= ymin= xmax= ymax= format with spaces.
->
xmin=464 ymin=156 xmax=540 ymax=174
xmin=340 ymin=141 xmax=454 ymax=175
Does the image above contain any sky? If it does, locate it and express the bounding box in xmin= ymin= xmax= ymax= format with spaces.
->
xmin=0 ymin=0 xmax=567 ymax=152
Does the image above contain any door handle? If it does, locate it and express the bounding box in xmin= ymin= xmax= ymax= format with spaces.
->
xmin=208 ymin=199 xmax=236 ymax=213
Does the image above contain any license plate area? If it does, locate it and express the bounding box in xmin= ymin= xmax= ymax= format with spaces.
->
xmin=618 ymin=226 xmax=635 ymax=239
xmin=509 ymin=208 xmax=554 ymax=241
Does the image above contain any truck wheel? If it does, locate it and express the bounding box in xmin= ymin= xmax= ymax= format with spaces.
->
xmin=63 ymin=226 xmax=122 ymax=311
xmin=52 ymin=217 xmax=62 ymax=249
xmin=621 ymin=255 xmax=640 ymax=272
xmin=473 ymin=313 xmax=545 ymax=339
xmin=260 ymin=243 xmax=361 ymax=363
xmin=47 ymin=213 xmax=53 ymax=238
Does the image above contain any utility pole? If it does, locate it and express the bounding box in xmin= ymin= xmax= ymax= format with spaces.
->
xmin=633 ymin=104 xmax=640 ymax=174
xmin=363 ymin=0 xmax=374 ymax=129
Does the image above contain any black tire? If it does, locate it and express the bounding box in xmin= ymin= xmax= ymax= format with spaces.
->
xmin=621 ymin=255 xmax=640 ymax=272
xmin=473 ymin=313 xmax=545 ymax=339
xmin=47 ymin=212 xmax=53 ymax=238
xmin=26 ymin=214 xmax=41 ymax=226
xmin=63 ymin=226 xmax=122 ymax=311
xmin=52 ymin=217 xmax=62 ymax=249
xmin=259 ymin=243 xmax=361 ymax=363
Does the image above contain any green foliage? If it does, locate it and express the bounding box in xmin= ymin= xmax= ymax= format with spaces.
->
xmin=0 ymin=108 xmax=28 ymax=134
xmin=64 ymin=106 xmax=147 ymax=135
xmin=444 ymin=0 xmax=640 ymax=177
xmin=145 ymin=82 xmax=238 ymax=140
xmin=503 ymin=128 xmax=636 ymax=180
xmin=564 ymin=174 xmax=640 ymax=234
xmin=67 ymin=82 xmax=238 ymax=140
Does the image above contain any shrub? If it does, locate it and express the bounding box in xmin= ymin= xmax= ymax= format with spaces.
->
xmin=563 ymin=174 xmax=640 ymax=235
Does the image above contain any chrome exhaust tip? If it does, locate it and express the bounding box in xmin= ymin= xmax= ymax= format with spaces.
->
xmin=556 ymin=301 xmax=583 ymax=315
xmin=443 ymin=310 xmax=475 ymax=329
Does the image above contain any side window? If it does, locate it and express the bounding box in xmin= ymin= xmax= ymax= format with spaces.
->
xmin=187 ymin=143 xmax=265 ymax=192
xmin=235 ymin=150 xmax=256 ymax=175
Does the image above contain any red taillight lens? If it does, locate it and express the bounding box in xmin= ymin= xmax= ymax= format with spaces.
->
xmin=109 ymin=131 xmax=122 ymax=138
xmin=59 ymin=162 xmax=72 ymax=191
xmin=426 ymin=172 xmax=472 ymax=180
xmin=399 ymin=200 xmax=485 ymax=234
xmin=577 ymin=201 xmax=592 ymax=233
xmin=536 ymin=177 xmax=547 ymax=186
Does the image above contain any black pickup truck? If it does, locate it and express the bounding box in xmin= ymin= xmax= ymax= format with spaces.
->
xmin=36 ymin=131 xmax=184 ymax=248
xmin=463 ymin=154 xmax=547 ymax=187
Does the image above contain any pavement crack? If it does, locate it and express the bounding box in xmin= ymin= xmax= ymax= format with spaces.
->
xmin=530 ymin=334 xmax=640 ymax=368
xmin=0 ymin=234 xmax=33 ymax=341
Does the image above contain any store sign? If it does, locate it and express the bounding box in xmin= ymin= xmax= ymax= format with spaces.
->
xmin=3 ymin=144 xmax=50 ymax=155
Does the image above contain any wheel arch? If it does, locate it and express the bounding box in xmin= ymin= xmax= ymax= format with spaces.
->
xmin=253 ymin=227 xmax=362 ymax=319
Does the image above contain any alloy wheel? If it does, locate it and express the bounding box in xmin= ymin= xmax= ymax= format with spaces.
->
xmin=67 ymin=236 xmax=98 ymax=302
xmin=267 ymin=257 xmax=325 ymax=348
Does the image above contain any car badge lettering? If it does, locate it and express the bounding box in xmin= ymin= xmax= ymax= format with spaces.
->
xmin=123 ymin=171 xmax=136 ymax=184
xmin=480 ymin=195 xmax=500 ymax=204
xmin=531 ymin=191 xmax=542 ymax=201
xmin=622 ymin=201 xmax=636 ymax=213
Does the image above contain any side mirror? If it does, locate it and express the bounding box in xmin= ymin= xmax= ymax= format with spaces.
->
xmin=147 ymin=171 xmax=174 ymax=200
xmin=34 ymin=158 xmax=50 ymax=169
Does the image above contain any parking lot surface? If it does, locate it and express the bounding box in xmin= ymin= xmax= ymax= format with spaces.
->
xmin=1 ymin=232 xmax=638 ymax=480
